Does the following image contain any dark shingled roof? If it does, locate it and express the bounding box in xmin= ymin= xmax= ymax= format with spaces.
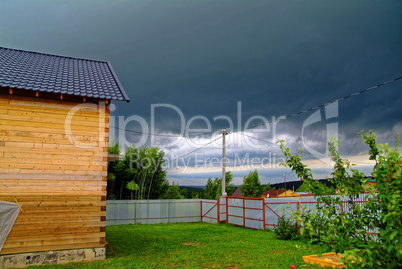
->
xmin=0 ymin=47 xmax=130 ymax=102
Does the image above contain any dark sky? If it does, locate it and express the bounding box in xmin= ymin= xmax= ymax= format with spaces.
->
xmin=1 ymin=0 xmax=401 ymax=185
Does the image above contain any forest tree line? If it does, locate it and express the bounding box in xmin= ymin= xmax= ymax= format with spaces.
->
xmin=107 ymin=142 xmax=334 ymax=200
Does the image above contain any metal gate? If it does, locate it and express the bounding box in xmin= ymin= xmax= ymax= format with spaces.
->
xmin=226 ymin=196 xmax=265 ymax=230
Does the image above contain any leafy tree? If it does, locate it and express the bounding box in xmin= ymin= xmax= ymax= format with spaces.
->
xmin=296 ymin=181 xmax=335 ymax=194
xmin=179 ymin=187 xmax=204 ymax=199
xmin=263 ymin=183 xmax=273 ymax=192
xmin=108 ymin=139 xmax=121 ymax=154
xmin=295 ymin=181 xmax=311 ymax=192
xmin=278 ymin=131 xmax=402 ymax=268
xmin=216 ymin=172 xmax=236 ymax=196
xmin=204 ymin=177 xmax=218 ymax=199
xmin=126 ymin=180 xmax=139 ymax=200
xmin=204 ymin=172 xmax=235 ymax=199
xmin=161 ymin=182 xmax=184 ymax=199
xmin=241 ymin=170 xmax=263 ymax=197
xmin=107 ymin=142 xmax=169 ymax=199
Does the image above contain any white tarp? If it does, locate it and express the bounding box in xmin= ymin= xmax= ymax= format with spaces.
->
xmin=0 ymin=201 xmax=20 ymax=252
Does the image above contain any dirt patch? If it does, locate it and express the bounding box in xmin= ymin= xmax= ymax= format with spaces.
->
xmin=107 ymin=244 xmax=117 ymax=256
xmin=181 ymin=242 xmax=201 ymax=246
xmin=225 ymin=264 xmax=240 ymax=269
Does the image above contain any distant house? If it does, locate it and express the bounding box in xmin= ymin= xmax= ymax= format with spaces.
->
xmin=293 ymin=192 xmax=313 ymax=197
xmin=365 ymin=178 xmax=376 ymax=188
xmin=277 ymin=190 xmax=298 ymax=197
xmin=232 ymin=187 xmax=242 ymax=197
xmin=263 ymin=189 xmax=309 ymax=198
xmin=263 ymin=189 xmax=287 ymax=198
xmin=0 ymin=47 xmax=129 ymax=267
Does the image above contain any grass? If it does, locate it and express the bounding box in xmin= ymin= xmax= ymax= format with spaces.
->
xmin=28 ymin=222 xmax=323 ymax=269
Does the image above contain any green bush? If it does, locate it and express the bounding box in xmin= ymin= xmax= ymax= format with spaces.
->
xmin=273 ymin=214 xmax=299 ymax=241
xmin=278 ymin=131 xmax=402 ymax=268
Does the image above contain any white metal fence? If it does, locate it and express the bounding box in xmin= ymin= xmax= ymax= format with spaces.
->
xmin=264 ymin=193 xmax=375 ymax=228
xmin=106 ymin=199 xmax=214 ymax=226
xmin=107 ymin=194 xmax=376 ymax=233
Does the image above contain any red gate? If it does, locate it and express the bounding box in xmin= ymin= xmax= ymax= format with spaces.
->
xmin=225 ymin=196 xmax=265 ymax=230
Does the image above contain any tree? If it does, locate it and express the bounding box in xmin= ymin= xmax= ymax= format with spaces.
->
xmin=161 ymin=182 xmax=184 ymax=199
xmin=278 ymin=131 xmax=402 ymax=268
xmin=263 ymin=183 xmax=273 ymax=192
xmin=108 ymin=139 xmax=121 ymax=155
xmin=216 ymin=172 xmax=236 ymax=196
xmin=204 ymin=172 xmax=235 ymax=199
xmin=107 ymin=142 xmax=169 ymax=200
xmin=296 ymin=181 xmax=311 ymax=192
xmin=179 ymin=187 xmax=204 ymax=199
xmin=241 ymin=170 xmax=263 ymax=197
xmin=204 ymin=177 xmax=218 ymax=199
xmin=296 ymin=181 xmax=335 ymax=194
xmin=126 ymin=180 xmax=139 ymax=200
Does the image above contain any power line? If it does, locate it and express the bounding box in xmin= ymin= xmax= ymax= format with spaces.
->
xmin=167 ymin=175 xmax=204 ymax=185
xmin=232 ymin=76 xmax=402 ymax=134
xmin=168 ymin=135 xmax=223 ymax=163
xmin=110 ymin=125 xmax=219 ymax=138
xmin=110 ymin=76 xmax=401 ymax=138
xmin=236 ymin=132 xmax=377 ymax=164
xmin=112 ymin=76 xmax=400 ymax=182
xmin=349 ymin=160 xmax=376 ymax=165
xmin=237 ymin=132 xmax=277 ymax=146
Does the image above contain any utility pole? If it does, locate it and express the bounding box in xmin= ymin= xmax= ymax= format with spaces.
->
xmin=222 ymin=128 xmax=228 ymax=196
xmin=284 ymin=174 xmax=287 ymax=196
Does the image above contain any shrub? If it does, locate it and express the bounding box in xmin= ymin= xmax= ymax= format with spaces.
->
xmin=278 ymin=131 xmax=402 ymax=268
xmin=273 ymin=214 xmax=299 ymax=241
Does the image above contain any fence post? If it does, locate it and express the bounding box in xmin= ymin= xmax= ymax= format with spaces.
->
xmin=297 ymin=201 xmax=300 ymax=234
xmin=262 ymin=198 xmax=266 ymax=231
xmin=200 ymin=200 xmax=203 ymax=223
xmin=226 ymin=196 xmax=229 ymax=226
xmin=134 ymin=202 xmax=137 ymax=225
xmin=168 ymin=200 xmax=171 ymax=223
xmin=217 ymin=197 xmax=220 ymax=224
xmin=243 ymin=198 xmax=246 ymax=227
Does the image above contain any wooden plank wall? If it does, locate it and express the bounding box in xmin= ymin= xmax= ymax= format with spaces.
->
xmin=0 ymin=92 xmax=109 ymax=255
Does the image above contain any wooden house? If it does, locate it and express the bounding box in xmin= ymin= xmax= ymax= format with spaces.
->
xmin=262 ymin=189 xmax=298 ymax=198
xmin=277 ymin=190 xmax=297 ymax=197
xmin=0 ymin=47 xmax=129 ymax=267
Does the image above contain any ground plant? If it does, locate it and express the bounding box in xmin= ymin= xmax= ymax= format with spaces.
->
xmin=273 ymin=214 xmax=299 ymax=241
xmin=278 ymin=131 xmax=402 ymax=268
xmin=26 ymin=223 xmax=323 ymax=269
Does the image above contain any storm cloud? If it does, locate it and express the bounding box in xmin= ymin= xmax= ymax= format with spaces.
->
xmin=1 ymin=0 xmax=401 ymax=185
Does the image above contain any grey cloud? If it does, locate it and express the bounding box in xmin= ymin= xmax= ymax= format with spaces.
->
xmin=1 ymin=0 xmax=401 ymax=184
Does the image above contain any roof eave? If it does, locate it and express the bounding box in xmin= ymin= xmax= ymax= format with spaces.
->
xmin=106 ymin=62 xmax=131 ymax=103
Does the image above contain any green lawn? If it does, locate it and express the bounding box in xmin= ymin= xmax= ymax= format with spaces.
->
xmin=28 ymin=222 xmax=322 ymax=269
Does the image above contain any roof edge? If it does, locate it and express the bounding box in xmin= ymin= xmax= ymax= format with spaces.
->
xmin=106 ymin=62 xmax=131 ymax=103
xmin=0 ymin=46 xmax=110 ymax=64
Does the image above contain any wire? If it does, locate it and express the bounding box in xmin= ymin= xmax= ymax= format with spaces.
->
xmin=111 ymin=126 xmax=180 ymax=137
xmin=231 ymin=76 xmax=402 ymax=134
xmin=167 ymin=175 xmax=204 ymax=185
xmin=237 ymin=132 xmax=277 ymax=146
xmin=236 ymin=132 xmax=379 ymax=165
xmin=109 ymin=125 xmax=219 ymax=138
xmin=349 ymin=160 xmax=375 ymax=165
xmin=4 ymin=76 xmax=401 ymax=139
xmin=110 ymin=76 xmax=401 ymax=138
xmin=168 ymin=135 xmax=223 ymax=163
